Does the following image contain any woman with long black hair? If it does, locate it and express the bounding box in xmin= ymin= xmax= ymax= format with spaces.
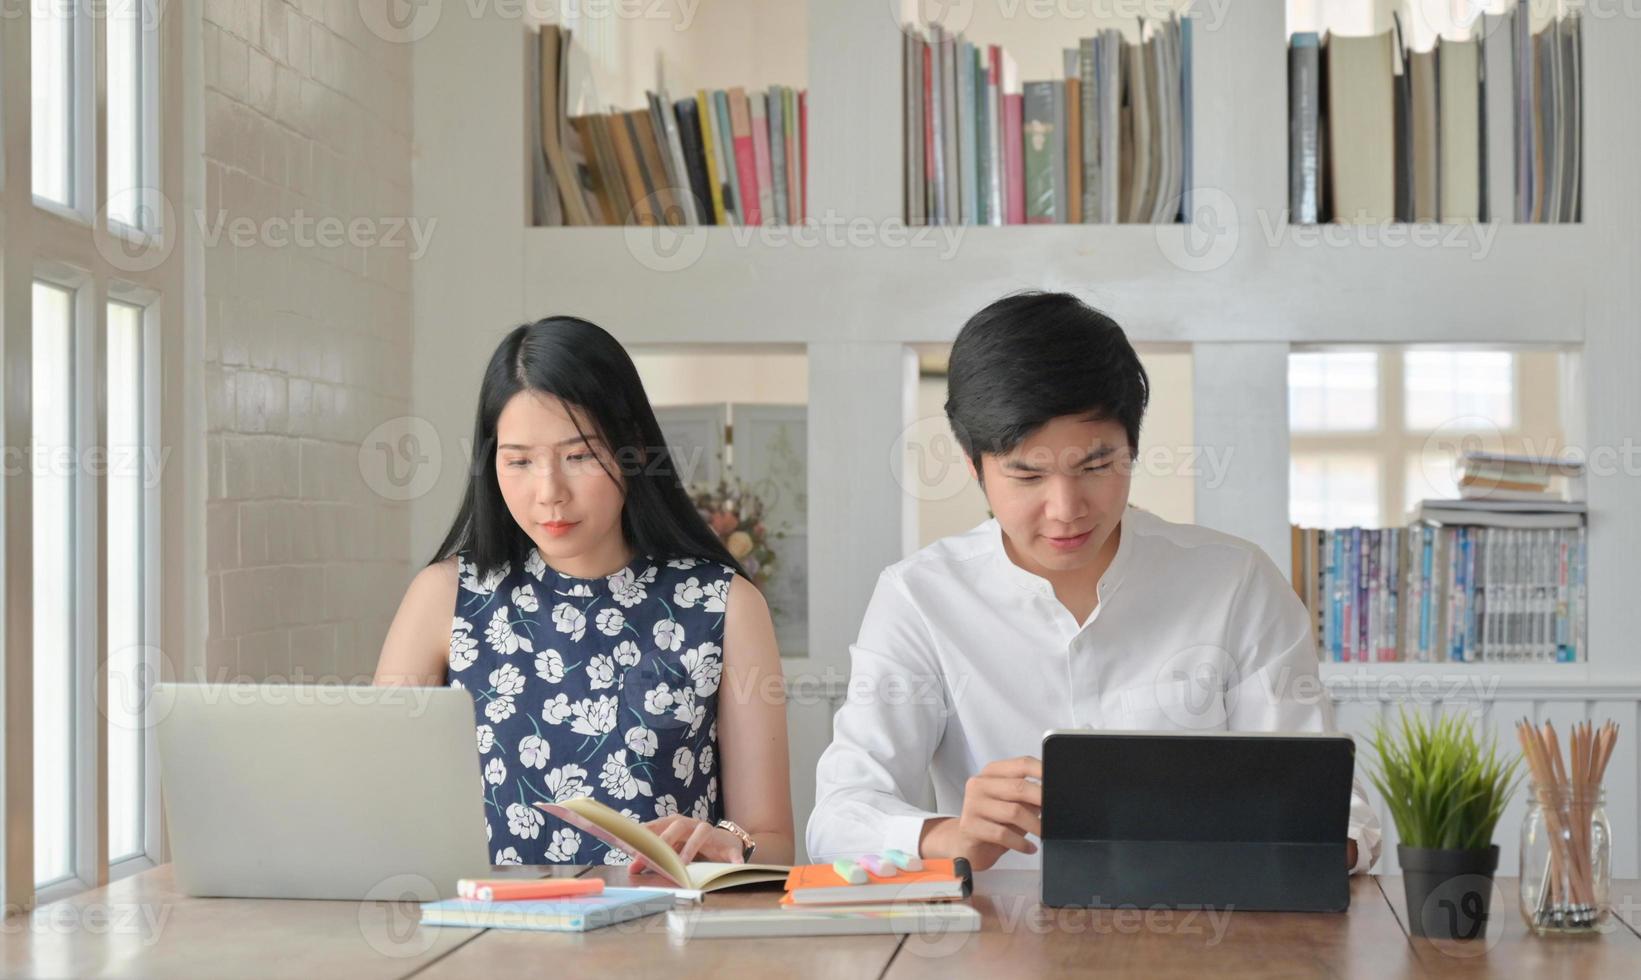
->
xmin=375 ymin=316 xmax=793 ymax=869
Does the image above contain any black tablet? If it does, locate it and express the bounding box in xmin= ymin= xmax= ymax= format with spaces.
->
xmin=1040 ymin=729 xmax=1356 ymax=912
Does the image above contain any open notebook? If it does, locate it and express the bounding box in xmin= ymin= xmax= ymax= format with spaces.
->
xmin=534 ymin=797 xmax=790 ymax=892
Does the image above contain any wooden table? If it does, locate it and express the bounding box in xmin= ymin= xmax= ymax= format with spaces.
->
xmin=3 ymin=867 xmax=1637 ymax=979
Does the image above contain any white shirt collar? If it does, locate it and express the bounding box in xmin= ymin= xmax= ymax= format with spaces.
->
xmin=989 ymin=506 xmax=1135 ymax=603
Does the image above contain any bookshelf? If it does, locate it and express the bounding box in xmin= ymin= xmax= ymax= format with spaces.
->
xmin=411 ymin=0 xmax=1641 ymax=874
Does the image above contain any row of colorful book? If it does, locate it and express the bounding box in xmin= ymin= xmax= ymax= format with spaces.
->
xmin=1292 ymin=519 xmax=1587 ymax=665
xmin=1288 ymin=1 xmax=1580 ymax=224
xmin=903 ymin=17 xmax=1191 ymax=227
xmin=531 ymin=24 xmax=807 ymax=227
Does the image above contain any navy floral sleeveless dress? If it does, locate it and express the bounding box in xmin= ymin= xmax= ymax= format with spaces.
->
xmin=449 ymin=549 xmax=736 ymax=866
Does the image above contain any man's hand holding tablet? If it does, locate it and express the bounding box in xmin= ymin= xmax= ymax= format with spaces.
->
xmin=918 ymin=756 xmax=1043 ymax=870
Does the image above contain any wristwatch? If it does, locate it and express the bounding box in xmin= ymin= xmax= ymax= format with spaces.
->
xmin=716 ymin=819 xmax=756 ymax=862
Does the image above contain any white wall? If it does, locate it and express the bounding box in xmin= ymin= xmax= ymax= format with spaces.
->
xmin=200 ymin=0 xmax=414 ymax=682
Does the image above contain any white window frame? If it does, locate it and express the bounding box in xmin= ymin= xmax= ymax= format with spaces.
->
xmin=3 ymin=3 xmax=184 ymax=909
xmin=1291 ymin=347 xmax=1532 ymax=527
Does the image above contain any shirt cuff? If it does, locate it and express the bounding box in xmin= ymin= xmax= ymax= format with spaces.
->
xmin=1348 ymin=821 xmax=1382 ymax=875
xmin=881 ymin=811 xmax=951 ymax=859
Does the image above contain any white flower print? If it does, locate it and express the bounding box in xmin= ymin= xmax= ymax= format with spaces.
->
xmin=643 ymin=682 xmax=674 ymax=715
xmin=624 ymin=725 xmax=658 ymax=757
xmin=545 ymin=827 xmax=581 ymax=861
xmin=525 ymin=549 xmax=547 ymax=581
xmin=449 ymin=617 xmax=479 ymax=671
xmin=483 ymin=694 xmax=516 ymax=723
xmin=673 ymin=577 xmax=704 ymax=609
xmin=511 ymin=583 xmax=539 ymax=613
xmin=551 ymin=602 xmax=587 ymax=642
xmin=494 ymin=846 xmax=523 ymax=865
xmin=568 ymin=695 xmax=618 ymax=737
xmin=518 ymin=733 xmax=550 ymax=769
xmin=562 ymin=583 xmax=594 ymax=598
xmin=691 ymin=796 xmax=710 ymax=822
xmin=484 ymin=757 xmax=507 ymax=785
xmin=613 ymin=640 xmax=642 ymax=668
xmin=489 ymin=662 xmax=526 ymax=697
xmin=586 ymin=654 xmax=616 ymax=690
xmin=534 ymin=648 xmax=564 ymax=683
xmin=595 ymin=607 xmax=625 ymax=636
xmin=653 ymin=618 xmax=684 ymax=652
xmin=667 ymin=558 xmax=701 ymax=570
xmin=707 ymin=775 xmax=719 ymax=804
xmin=599 ymin=751 xmax=651 ymax=800
xmin=505 ymin=802 xmax=544 ymax=840
xmin=485 ymin=605 xmax=532 ymax=655
xmin=449 ymin=678 xmax=464 ymax=691
xmin=542 ymin=692 xmax=572 ymax=725
xmin=608 ymin=568 xmax=648 ymax=608
xmin=544 ymin=764 xmax=590 ymax=802
xmin=672 ymin=686 xmax=705 ymax=734
xmin=681 ymin=642 xmax=722 ymax=697
xmin=475 ymin=724 xmax=495 ymax=754
xmin=698 ymin=743 xmax=715 ymax=775
xmin=672 ymin=745 xmax=696 ymax=786
xmin=602 ymin=847 xmax=634 ymax=866
xmin=701 ymin=577 xmax=729 ymax=613
xmin=487 ymin=819 xmax=493 ymax=843
xmin=460 ymin=559 xmax=509 ymax=596
xmin=654 ymin=794 xmax=680 ymax=817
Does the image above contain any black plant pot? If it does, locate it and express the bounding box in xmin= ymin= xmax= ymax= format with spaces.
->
xmin=1398 ymin=844 xmax=1500 ymax=940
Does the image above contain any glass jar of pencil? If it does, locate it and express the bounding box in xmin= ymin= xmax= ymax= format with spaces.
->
xmin=1518 ymin=785 xmax=1612 ymax=933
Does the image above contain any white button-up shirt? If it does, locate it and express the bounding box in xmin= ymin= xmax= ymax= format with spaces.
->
xmin=808 ymin=507 xmax=1382 ymax=873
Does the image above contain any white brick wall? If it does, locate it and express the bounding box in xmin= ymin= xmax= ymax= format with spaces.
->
xmin=201 ymin=1 xmax=414 ymax=682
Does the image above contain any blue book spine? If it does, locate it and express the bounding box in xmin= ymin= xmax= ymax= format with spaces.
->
xmin=1419 ymin=527 xmax=1433 ymax=662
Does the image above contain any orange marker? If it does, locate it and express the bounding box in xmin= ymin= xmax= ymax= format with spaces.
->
xmin=456 ymin=877 xmax=606 ymax=902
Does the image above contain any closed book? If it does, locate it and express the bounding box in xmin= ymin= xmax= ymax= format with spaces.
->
xmin=786 ymin=87 xmax=803 ymax=224
xmin=608 ymin=113 xmax=657 ymax=225
xmin=673 ymin=99 xmax=715 ymax=226
xmin=768 ymin=86 xmax=789 ymax=226
xmin=750 ymin=91 xmax=776 ymax=225
xmin=630 ymin=108 xmax=677 ymax=225
xmin=728 ymin=87 xmax=761 ymax=226
xmin=1126 ymin=34 xmax=1151 ymax=222
xmin=1063 ymin=48 xmax=1082 ymax=224
xmin=941 ymin=29 xmax=960 ymax=224
xmin=1051 ymin=78 xmax=1068 ymax=222
xmin=1099 ymin=30 xmax=1121 ymax=222
xmin=568 ymin=115 xmax=617 ymax=224
xmin=973 ymin=45 xmax=991 ymax=225
xmin=588 ymin=114 xmax=631 ymax=224
xmin=1407 ymin=48 xmax=1439 ymax=221
xmin=782 ymin=858 xmax=972 ymax=906
xmin=668 ymin=903 xmax=980 ymax=940
xmin=1289 ymin=32 xmax=1323 ymax=223
xmin=986 ymin=44 xmax=1004 ymax=225
xmin=1480 ymin=10 xmax=1514 ymax=221
xmin=1023 ymin=81 xmax=1058 ymax=223
xmin=1004 ymin=92 xmax=1025 ymax=224
xmin=1327 ymin=32 xmax=1397 ymax=223
xmin=651 ymin=91 xmax=697 ymax=225
xmin=420 ymin=889 xmax=675 ymax=932
xmin=694 ymin=90 xmax=728 ymax=224
xmin=713 ymin=89 xmax=742 ymax=225
xmin=1079 ymin=37 xmax=1098 ymax=223
xmin=958 ymin=38 xmax=978 ymax=223
xmin=905 ymin=31 xmax=925 ymax=225
xmin=928 ymin=26 xmax=946 ymax=224
xmin=1438 ymin=38 xmax=1481 ymax=221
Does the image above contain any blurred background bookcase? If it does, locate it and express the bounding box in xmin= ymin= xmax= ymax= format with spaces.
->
xmin=413 ymin=0 xmax=1641 ymax=874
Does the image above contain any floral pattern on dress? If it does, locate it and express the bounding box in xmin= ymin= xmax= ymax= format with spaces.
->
xmin=451 ymin=549 xmax=734 ymax=864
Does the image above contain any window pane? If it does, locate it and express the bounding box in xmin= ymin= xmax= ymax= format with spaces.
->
xmin=108 ymin=0 xmax=146 ymax=226
xmin=1405 ymin=450 xmax=1461 ymax=514
xmin=1289 ymin=352 xmax=1379 ymax=432
xmin=1290 ymin=454 xmax=1381 ymax=528
xmin=1403 ymin=350 xmax=1515 ymax=430
xmin=107 ymin=302 xmax=145 ymax=862
xmin=31 ymin=0 xmax=75 ymax=205
xmin=33 ymin=282 xmax=75 ymax=885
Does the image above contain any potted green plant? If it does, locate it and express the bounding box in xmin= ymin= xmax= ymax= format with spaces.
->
xmin=1366 ymin=710 xmax=1523 ymax=940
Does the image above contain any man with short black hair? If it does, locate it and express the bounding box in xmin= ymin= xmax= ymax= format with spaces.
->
xmin=807 ymin=291 xmax=1380 ymax=872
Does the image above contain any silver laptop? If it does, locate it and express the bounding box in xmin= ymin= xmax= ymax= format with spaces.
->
xmin=155 ymin=683 xmax=491 ymax=900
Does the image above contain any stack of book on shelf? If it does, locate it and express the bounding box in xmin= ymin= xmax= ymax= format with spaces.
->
xmin=1287 ymin=0 xmax=1580 ymax=225
xmin=903 ymin=17 xmax=1190 ymax=226
xmin=531 ymin=24 xmax=807 ymax=227
xmin=1291 ymin=453 xmax=1587 ymax=664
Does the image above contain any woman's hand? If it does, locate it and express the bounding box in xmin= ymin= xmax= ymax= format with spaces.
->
xmin=629 ymin=815 xmax=746 ymax=874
